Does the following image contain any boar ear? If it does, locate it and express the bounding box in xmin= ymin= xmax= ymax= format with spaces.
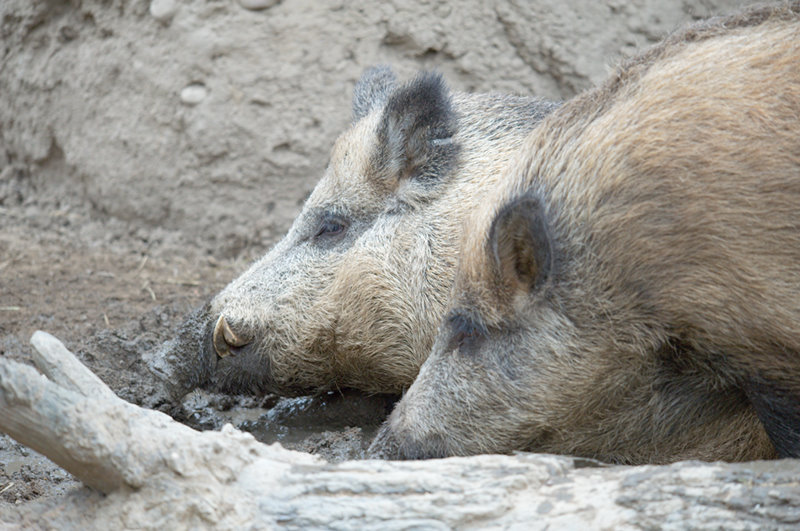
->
xmin=352 ymin=66 xmax=398 ymax=122
xmin=488 ymin=193 xmax=554 ymax=293
xmin=373 ymin=71 xmax=458 ymax=185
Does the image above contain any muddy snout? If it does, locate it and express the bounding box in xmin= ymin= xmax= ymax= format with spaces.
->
xmin=145 ymin=300 xmax=218 ymax=402
xmin=212 ymin=315 xmax=253 ymax=358
xmin=368 ymin=412 xmax=451 ymax=460
xmin=206 ymin=313 xmax=284 ymax=396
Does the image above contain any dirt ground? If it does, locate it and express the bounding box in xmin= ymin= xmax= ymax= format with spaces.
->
xmin=0 ymin=178 xmax=394 ymax=510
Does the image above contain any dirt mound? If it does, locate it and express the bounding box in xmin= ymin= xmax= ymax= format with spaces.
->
xmin=1 ymin=0 xmax=740 ymax=253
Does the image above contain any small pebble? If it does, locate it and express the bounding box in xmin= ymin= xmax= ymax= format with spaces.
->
xmin=58 ymin=26 xmax=78 ymax=42
xmin=150 ymin=0 xmax=178 ymax=22
xmin=239 ymin=0 xmax=280 ymax=11
xmin=180 ymin=83 xmax=208 ymax=105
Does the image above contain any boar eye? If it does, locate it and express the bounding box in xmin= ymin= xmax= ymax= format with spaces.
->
xmin=313 ymin=215 xmax=348 ymax=241
xmin=445 ymin=310 xmax=486 ymax=354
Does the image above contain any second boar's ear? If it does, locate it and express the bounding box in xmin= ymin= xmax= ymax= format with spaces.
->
xmin=352 ymin=66 xmax=398 ymax=122
xmin=488 ymin=193 xmax=554 ymax=294
xmin=373 ymin=72 xmax=459 ymax=186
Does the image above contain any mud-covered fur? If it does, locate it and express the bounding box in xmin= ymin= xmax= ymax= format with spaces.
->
xmin=370 ymin=3 xmax=800 ymax=463
xmin=155 ymin=68 xmax=559 ymax=398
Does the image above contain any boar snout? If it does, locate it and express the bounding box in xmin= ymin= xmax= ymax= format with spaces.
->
xmin=206 ymin=314 xmax=292 ymax=396
xmin=368 ymin=418 xmax=450 ymax=460
xmin=146 ymin=301 xmax=217 ymax=402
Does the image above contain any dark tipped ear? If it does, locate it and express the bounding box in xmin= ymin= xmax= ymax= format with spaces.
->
xmin=352 ymin=66 xmax=398 ymax=122
xmin=373 ymin=72 xmax=458 ymax=185
xmin=488 ymin=194 xmax=553 ymax=293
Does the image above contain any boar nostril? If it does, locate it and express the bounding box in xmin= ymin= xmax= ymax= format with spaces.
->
xmin=212 ymin=315 xmax=252 ymax=358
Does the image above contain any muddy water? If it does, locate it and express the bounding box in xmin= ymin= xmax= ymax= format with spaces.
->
xmin=178 ymin=389 xmax=397 ymax=461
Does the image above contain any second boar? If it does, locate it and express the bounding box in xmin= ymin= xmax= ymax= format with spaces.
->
xmin=371 ymin=3 xmax=800 ymax=463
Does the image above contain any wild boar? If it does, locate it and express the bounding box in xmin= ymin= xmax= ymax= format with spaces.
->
xmin=369 ymin=3 xmax=800 ymax=463
xmin=152 ymin=67 xmax=559 ymax=398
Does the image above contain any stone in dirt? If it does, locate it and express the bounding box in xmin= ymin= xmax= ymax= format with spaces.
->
xmin=238 ymin=0 xmax=281 ymax=11
xmin=149 ymin=0 xmax=178 ymax=23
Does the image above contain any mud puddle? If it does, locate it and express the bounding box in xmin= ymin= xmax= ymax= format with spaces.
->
xmin=176 ymin=388 xmax=396 ymax=462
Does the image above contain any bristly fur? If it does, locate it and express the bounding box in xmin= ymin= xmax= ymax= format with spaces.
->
xmin=372 ymin=72 xmax=460 ymax=192
xmin=372 ymin=2 xmax=800 ymax=464
xmin=352 ymin=65 xmax=397 ymax=123
xmin=161 ymin=66 xmax=559 ymax=398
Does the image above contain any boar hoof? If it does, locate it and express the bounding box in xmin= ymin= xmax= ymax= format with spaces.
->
xmin=212 ymin=315 xmax=251 ymax=358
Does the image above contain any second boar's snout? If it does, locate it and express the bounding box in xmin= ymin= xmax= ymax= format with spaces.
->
xmin=212 ymin=315 xmax=253 ymax=358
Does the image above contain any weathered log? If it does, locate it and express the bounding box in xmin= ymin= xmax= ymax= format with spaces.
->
xmin=0 ymin=331 xmax=207 ymax=493
xmin=1 ymin=332 xmax=799 ymax=530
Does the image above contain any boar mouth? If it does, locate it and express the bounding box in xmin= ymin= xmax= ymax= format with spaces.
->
xmin=209 ymin=354 xmax=333 ymax=398
xmin=209 ymin=348 xmax=275 ymax=397
xmin=368 ymin=423 xmax=452 ymax=460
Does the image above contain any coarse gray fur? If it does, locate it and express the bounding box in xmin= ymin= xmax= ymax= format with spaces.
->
xmin=152 ymin=67 xmax=559 ymax=399
xmin=369 ymin=2 xmax=800 ymax=464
